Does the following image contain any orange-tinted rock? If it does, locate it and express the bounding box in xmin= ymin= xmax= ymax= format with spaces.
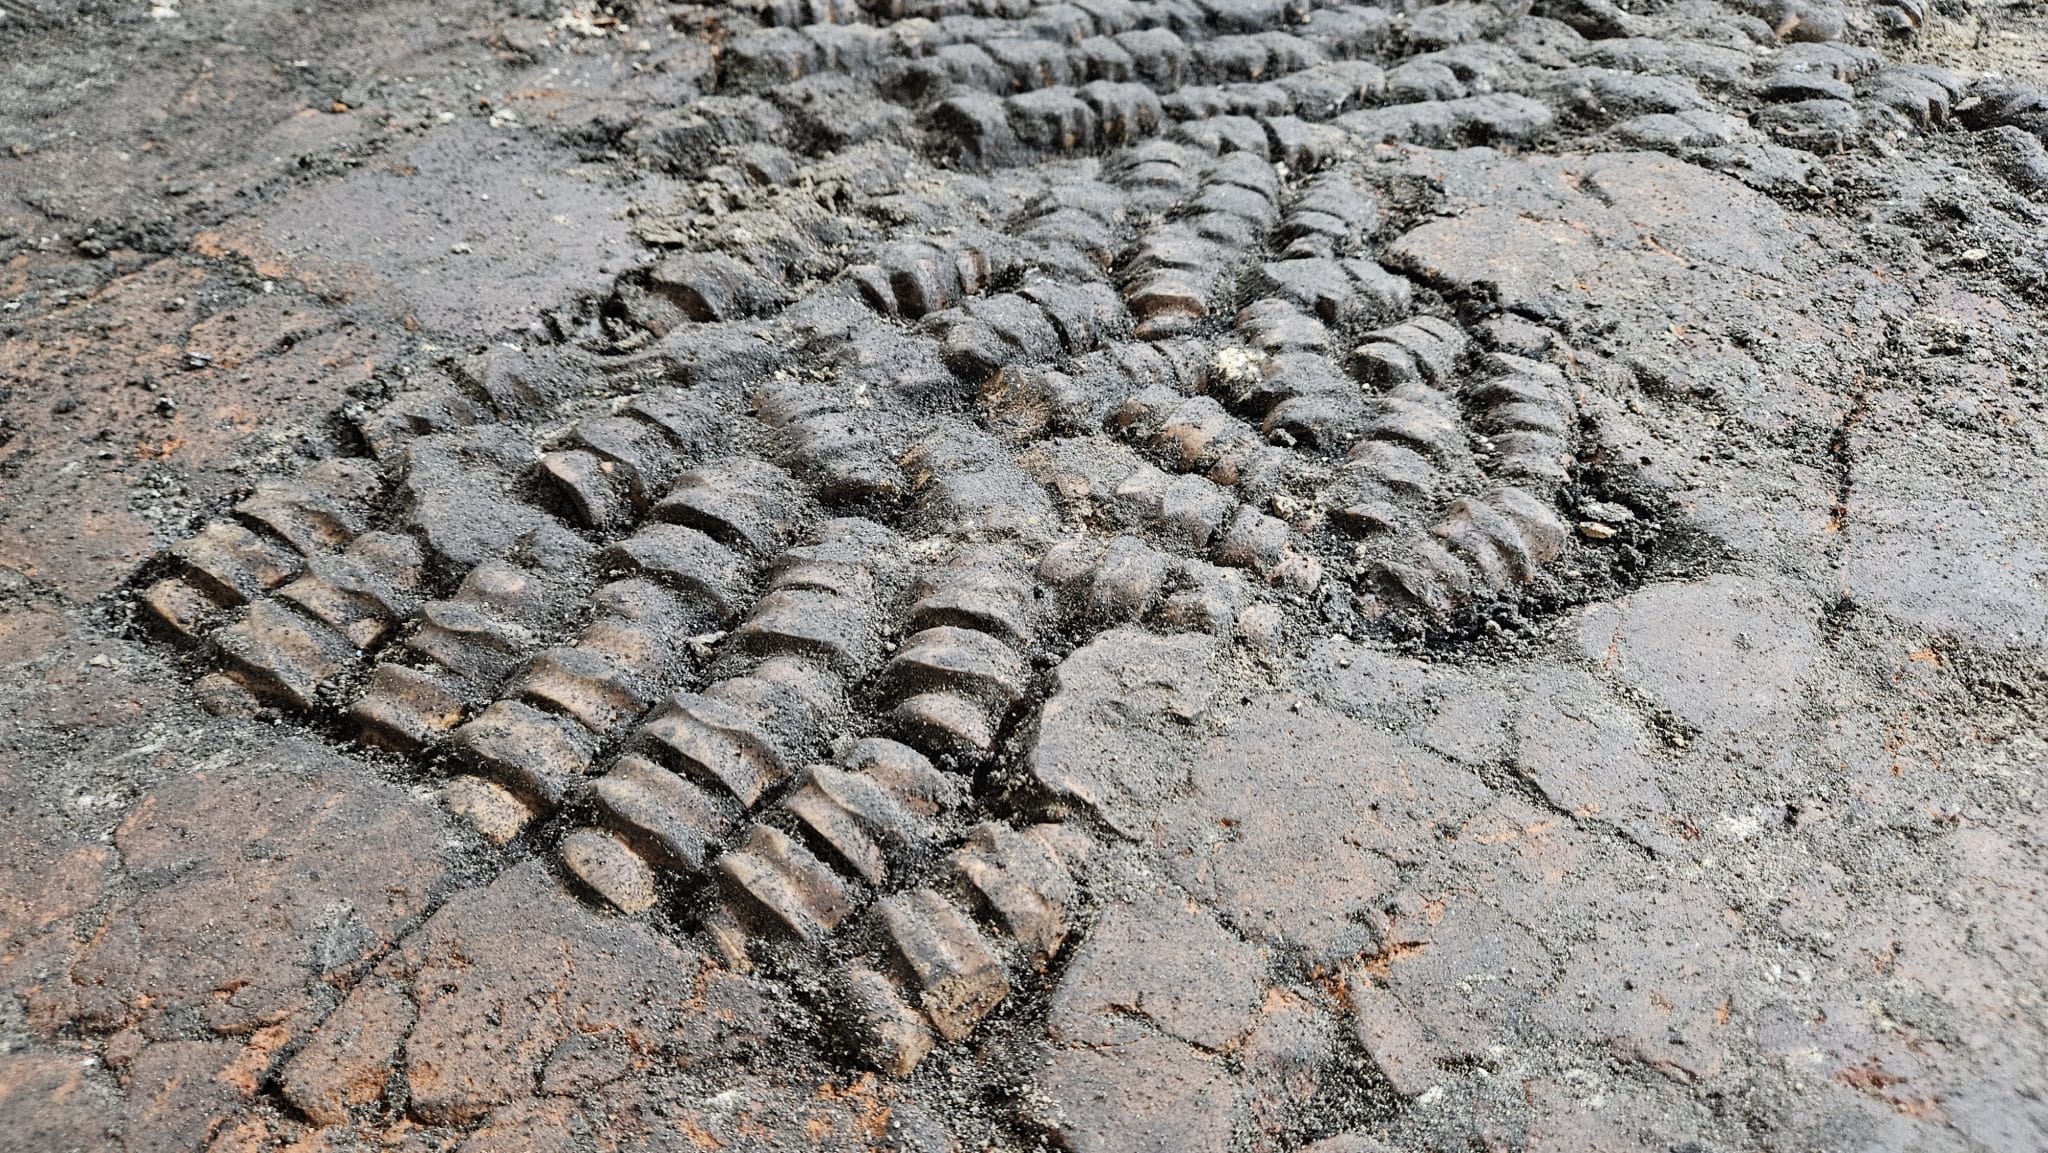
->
xmin=1151 ymin=699 xmax=1491 ymax=966
xmin=47 ymin=741 xmax=451 ymax=1037
xmin=121 ymin=1039 xmax=250 ymax=1153
xmin=386 ymin=862 xmax=743 ymax=1126
xmin=279 ymin=979 xmax=416 ymax=1125
xmin=1049 ymin=892 xmax=1263 ymax=1052
xmin=1033 ymin=1033 xmax=1235 ymax=1153
xmin=0 ymin=831 xmax=109 ymax=1015
xmin=0 ymin=1052 xmax=120 ymax=1152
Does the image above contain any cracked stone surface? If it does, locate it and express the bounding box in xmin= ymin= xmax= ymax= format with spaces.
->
xmin=4 ymin=0 xmax=2048 ymax=1149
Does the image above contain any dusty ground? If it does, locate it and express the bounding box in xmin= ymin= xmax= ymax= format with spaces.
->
xmin=2 ymin=0 xmax=2046 ymax=1149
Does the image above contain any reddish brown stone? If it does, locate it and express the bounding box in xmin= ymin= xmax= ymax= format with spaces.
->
xmin=1237 ymin=987 xmax=1346 ymax=1148
xmin=1034 ymin=1034 xmax=1235 ymax=1153
xmin=0 ymin=606 xmax=71 ymax=667
xmin=383 ymin=862 xmax=739 ymax=1126
xmin=1344 ymin=977 xmax=1442 ymax=1100
xmin=1151 ymin=699 xmax=1491 ymax=965
xmin=1512 ymin=669 xmax=1681 ymax=856
xmin=1308 ymin=642 xmax=1509 ymax=768
xmin=1361 ymin=895 xmax=1555 ymax=1070
xmin=0 ymin=257 xmax=386 ymax=602
xmin=1576 ymin=576 xmax=1817 ymax=763
xmin=279 ymin=978 xmax=415 ymax=1125
xmin=0 ymin=831 xmax=109 ymax=1008
xmin=1028 ymin=629 xmax=1222 ymax=837
xmin=1049 ymin=892 xmax=1264 ymax=1052
xmin=1530 ymin=880 xmax=1743 ymax=1084
xmin=43 ymin=742 xmax=451 ymax=1037
xmin=120 ymin=1039 xmax=250 ymax=1153
xmin=6 ymin=6 xmax=2048 ymax=1149
xmin=453 ymin=1098 xmax=584 ymax=1153
xmin=537 ymin=1032 xmax=632 ymax=1098
xmin=559 ymin=827 xmax=659 ymax=914
xmin=204 ymin=1113 xmax=294 ymax=1153
xmin=873 ymin=889 xmax=1008 ymax=1043
xmin=599 ymin=1069 xmax=931 ymax=1152
xmin=0 ymin=1052 xmax=121 ymax=1152
xmin=0 ymin=620 xmax=156 ymax=738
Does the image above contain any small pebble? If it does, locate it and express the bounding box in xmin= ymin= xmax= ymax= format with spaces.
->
xmin=1578 ymin=521 xmax=1618 ymax=541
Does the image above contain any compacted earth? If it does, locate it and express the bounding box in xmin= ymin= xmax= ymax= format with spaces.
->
xmin=3 ymin=0 xmax=2046 ymax=1149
